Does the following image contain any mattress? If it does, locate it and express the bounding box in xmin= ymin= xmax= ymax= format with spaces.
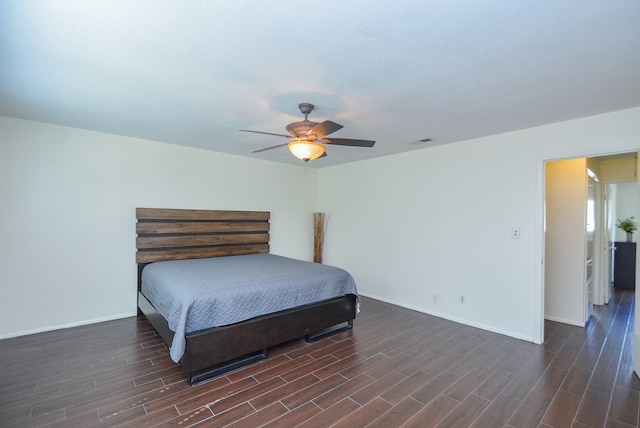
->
xmin=141 ymin=253 xmax=358 ymax=362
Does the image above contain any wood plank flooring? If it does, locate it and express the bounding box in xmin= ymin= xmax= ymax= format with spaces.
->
xmin=1 ymin=289 xmax=639 ymax=427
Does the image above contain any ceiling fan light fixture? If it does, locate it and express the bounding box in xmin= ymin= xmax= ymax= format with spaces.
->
xmin=288 ymin=140 xmax=325 ymax=162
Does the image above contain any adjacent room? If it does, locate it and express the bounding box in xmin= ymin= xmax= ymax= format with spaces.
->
xmin=2 ymin=1 xmax=640 ymax=426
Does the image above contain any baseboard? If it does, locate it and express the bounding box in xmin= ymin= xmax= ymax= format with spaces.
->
xmin=359 ymin=291 xmax=537 ymax=344
xmin=0 ymin=311 xmax=137 ymax=340
xmin=543 ymin=314 xmax=585 ymax=327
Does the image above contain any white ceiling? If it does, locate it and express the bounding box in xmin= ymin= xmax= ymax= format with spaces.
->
xmin=2 ymin=1 xmax=640 ymax=168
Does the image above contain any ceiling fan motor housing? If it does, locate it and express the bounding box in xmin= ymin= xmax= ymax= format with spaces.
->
xmin=286 ymin=121 xmax=318 ymax=139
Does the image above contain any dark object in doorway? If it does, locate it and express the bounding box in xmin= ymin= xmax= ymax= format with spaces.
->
xmin=614 ymin=241 xmax=636 ymax=289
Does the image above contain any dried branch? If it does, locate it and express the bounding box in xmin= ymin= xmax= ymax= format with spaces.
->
xmin=313 ymin=212 xmax=328 ymax=263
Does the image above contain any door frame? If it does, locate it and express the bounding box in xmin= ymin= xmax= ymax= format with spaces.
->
xmin=537 ymin=147 xmax=640 ymax=345
xmin=601 ymin=183 xmax=613 ymax=305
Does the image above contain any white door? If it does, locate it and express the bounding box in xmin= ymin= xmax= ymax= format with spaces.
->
xmin=586 ymin=174 xmax=596 ymax=320
xmin=544 ymin=159 xmax=589 ymax=326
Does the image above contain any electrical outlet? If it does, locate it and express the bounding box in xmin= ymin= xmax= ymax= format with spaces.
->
xmin=511 ymin=227 xmax=521 ymax=239
xmin=432 ymin=294 xmax=438 ymax=303
xmin=459 ymin=294 xmax=466 ymax=304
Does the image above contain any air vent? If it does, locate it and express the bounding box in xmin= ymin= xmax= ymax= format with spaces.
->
xmin=410 ymin=138 xmax=433 ymax=145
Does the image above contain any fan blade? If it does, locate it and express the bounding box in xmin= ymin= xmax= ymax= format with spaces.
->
xmin=240 ymin=129 xmax=291 ymax=138
xmin=307 ymin=120 xmax=343 ymax=138
xmin=323 ymin=138 xmax=376 ymax=147
xmin=251 ymin=142 xmax=289 ymax=153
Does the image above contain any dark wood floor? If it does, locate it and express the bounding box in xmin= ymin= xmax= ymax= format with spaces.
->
xmin=1 ymin=289 xmax=639 ymax=427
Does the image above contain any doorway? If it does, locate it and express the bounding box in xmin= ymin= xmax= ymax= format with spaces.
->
xmin=544 ymin=152 xmax=637 ymax=335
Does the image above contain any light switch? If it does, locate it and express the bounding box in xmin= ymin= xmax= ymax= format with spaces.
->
xmin=511 ymin=227 xmax=521 ymax=239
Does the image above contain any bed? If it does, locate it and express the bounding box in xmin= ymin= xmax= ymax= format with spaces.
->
xmin=136 ymin=208 xmax=358 ymax=384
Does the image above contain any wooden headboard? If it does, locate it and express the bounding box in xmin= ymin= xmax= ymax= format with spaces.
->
xmin=136 ymin=208 xmax=270 ymax=264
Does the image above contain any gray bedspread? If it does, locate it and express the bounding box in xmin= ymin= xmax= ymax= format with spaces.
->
xmin=141 ymin=253 xmax=358 ymax=362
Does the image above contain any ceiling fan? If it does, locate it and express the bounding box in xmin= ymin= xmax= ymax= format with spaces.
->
xmin=240 ymin=103 xmax=375 ymax=162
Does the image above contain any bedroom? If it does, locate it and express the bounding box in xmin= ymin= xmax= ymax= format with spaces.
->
xmin=2 ymin=1 xmax=640 ymax=426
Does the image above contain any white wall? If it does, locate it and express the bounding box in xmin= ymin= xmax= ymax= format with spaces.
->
xmin=0 ymin=116 xmax=318 ymax=338
xmin=318 ymin=107 xmax=640 ymax=344
xmin=3 ymin=107 xmax=640 ymax=344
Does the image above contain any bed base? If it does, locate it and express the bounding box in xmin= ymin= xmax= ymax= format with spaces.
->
xmin=305 ymin=319 xmax=354 ymax=342
xmin=188 ymin=350 xmax=268 ymax=385
xmin=138 ymin=292 xmax=356 ymax=385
